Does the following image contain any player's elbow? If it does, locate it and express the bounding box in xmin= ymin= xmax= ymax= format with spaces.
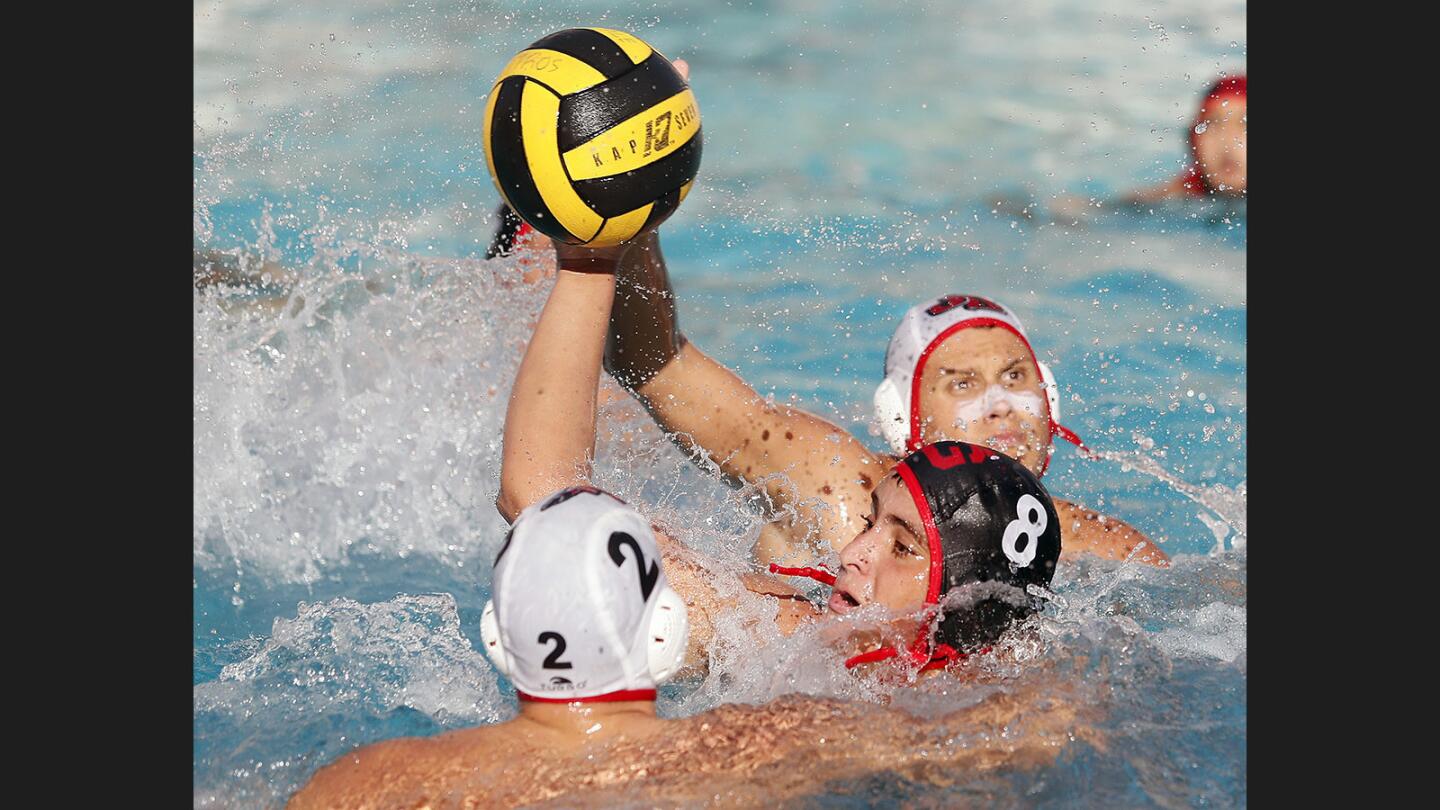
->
xmin=495 ymin=485 xmax=525 ymax=524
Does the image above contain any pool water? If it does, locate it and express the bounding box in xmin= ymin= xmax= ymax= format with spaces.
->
xmin=194 ymin=0 xmax=1245 ymax=806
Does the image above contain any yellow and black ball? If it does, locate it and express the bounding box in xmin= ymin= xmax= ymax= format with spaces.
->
xmin=482 ymin=28 xmax=702 ymax=246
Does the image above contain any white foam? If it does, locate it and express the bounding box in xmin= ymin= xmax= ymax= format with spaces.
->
xmin=195 ymin=593 xmax=507 ymax=807
xmin=193 ymin=243 xmax=549 ymax=583
xmin=1151 ymin=601 xmax=1247 ymax=663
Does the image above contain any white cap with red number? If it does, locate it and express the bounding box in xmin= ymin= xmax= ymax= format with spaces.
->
xmin=872 ymin=294 xmax=1085 ymax=475
xmin=481 ymin=486 xmax=689 ymax=702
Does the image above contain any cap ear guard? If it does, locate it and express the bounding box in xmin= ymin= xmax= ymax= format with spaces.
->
xmin=1034 ymin=359 xmax=1089 ymax=457
xmin=873 ymin=377 xmax=909 ymax=455
xmin=879 ymin=360 xmax=1060 ymax=454
xmin=646 ymin=586 xmax=690 ymax=683
xmin=1036 ymin=360 xmax=1061 ymax=424
xmin=482 ymin=591 xmax=691 ymax=687
xmin=480 ymin=599 xmax=512 ymax=678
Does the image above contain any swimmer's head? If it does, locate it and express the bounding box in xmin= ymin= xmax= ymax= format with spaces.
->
xmin=484 ymin=202 xmax=555 ymax=259
xmin=874 ymin=294 xmax=1084 ymax=476
xmin=484 ymin=202 xmax=532 ymax=259
xmin=481 ymin=486 xmax=690 ymax=702
xmin=1185 ymin=74 xmax=1247 ymax=196
xmin=827 ymin=441 xmax=1061 ymax=669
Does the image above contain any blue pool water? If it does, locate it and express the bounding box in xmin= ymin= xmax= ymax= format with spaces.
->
xmin=195 ymin=0 xmax=1245 ymax=805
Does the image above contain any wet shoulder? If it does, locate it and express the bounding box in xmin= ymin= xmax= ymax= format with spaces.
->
xmin=288 ymin=726 xmax=518 ymax=809
xmin=538 ymin=696 xmax=920 ymax=803
xmin=288 ymin=736 xmax=438 ymax=809
xmin=631 ymin=695 xmax=884 ymax=765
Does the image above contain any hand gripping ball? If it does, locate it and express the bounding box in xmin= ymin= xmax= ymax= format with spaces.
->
xmin=482 ymin=28 xmax=702 ymax=246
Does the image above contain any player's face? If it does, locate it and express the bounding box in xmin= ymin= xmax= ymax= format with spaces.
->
xmin=1193 ymin=96 xmax=1246 ymax=194
xmin=830 ymin=475 xmax=931 ymax=618
xmin=914 ymin=327 xmax=1050 ymax=474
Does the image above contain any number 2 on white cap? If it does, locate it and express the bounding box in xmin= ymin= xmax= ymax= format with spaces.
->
xmin=609 ymin=532 xmax=660 ymax=602
xmin=1003 ymin=494 xmax=1046 ymax=567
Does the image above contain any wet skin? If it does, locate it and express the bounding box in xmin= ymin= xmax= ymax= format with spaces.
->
xmin=829 ymin=474 xmax=930 ymax=618
xmin=288 ymin=684 xmax=1094 ymax=809
xmin=604 ymin=234 xmax=1167 ymax=568
xmin=1193 ymin=95 xmax=1247 ymax=194
xmin=914 ymin=327 xmax=1050 ymax=472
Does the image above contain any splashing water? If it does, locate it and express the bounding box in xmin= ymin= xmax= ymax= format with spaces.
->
xmin=193 ymin=240 xmax=1245 ymax=807
xmin=194 ymin=594 xmax=507 ymax=808
xmin=1090 ymin=440 xmax=1247 ymax=553
xmin=196 ymin=0 xmax=1245 ymax=806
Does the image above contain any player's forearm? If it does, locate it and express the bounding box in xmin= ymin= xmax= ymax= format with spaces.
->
xmin=497 ymin=268 xmax=617 ymax=522
xmin=604 ymin=232 xmax=873 ymax=536
xmin=1054 ymin=498 xmax=1169 ymax=566
xmin=636 ymin=346 xmax=817 ymax=484
xmin=635 ymin=342 xmax=878 ymax=550
xmin=631 ymin=342 xmax=764 ymax=469
xmin=1120 ymin=176 xmax=1188 ymax=206
xmin=605 ymin=230 xmax=688 ymax=390
xmin=604 ymin=230 xmax=801 ymax=485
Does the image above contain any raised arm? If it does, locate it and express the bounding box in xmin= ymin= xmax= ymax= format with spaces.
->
xmin=605 ymin=232 xmax=881 ymax=556
xmin=1117 ymin=174 xmax=1191 ymax=206
xmin=495 ymin=245 xmax=628 ymax=523
xmin=1045 ymin=174 xmax=1192 ymax=223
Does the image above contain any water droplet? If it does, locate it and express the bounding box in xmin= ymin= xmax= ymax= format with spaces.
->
xmin=1193 ymin=122 xmax=1208 ymax=134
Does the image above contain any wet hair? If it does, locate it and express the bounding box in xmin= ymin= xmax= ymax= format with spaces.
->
xmin=484 ymin=202 xmax=530 ymax=259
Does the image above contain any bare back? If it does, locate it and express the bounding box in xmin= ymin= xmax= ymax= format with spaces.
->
xmin=287 ymin=723 xmax=538 ymax=810
xmin=290 ymin=684 xmax=1094 ymax=809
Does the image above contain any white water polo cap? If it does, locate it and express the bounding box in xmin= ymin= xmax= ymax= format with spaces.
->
xmin=481 ymin=485 xmax=690 ymax=703
xmin=873 ymin=294 xmax=1086 ymax=475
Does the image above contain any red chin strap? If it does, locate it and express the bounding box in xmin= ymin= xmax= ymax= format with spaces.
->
xmin=1052 ymin=422 xmax=1092 ymax=460
xmin=768 ymin=563 xmax=836 ymax=586
xmin=843 ymin=635 xmax=989 ymax=672
xmin=768 ymin=564 xmax=987 ymax=674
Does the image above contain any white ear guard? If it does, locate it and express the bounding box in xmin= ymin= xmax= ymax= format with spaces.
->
xmin=875 ymin=366 xmax=1059 ymax=456
xmin=1037 ymin=360 xmax=1061 ymax=424
xmin=480 ymin=599 xmax=510 ymax=677
xmin=869 ymin=343 xmax=1065 ymax=455
xmin=480 ymin=591 xmax=691 ymax=686
xmin=646 ymin=587 xmax=691 ymax=683
xmin=873 ymin=377 xmax=909 ymax=455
